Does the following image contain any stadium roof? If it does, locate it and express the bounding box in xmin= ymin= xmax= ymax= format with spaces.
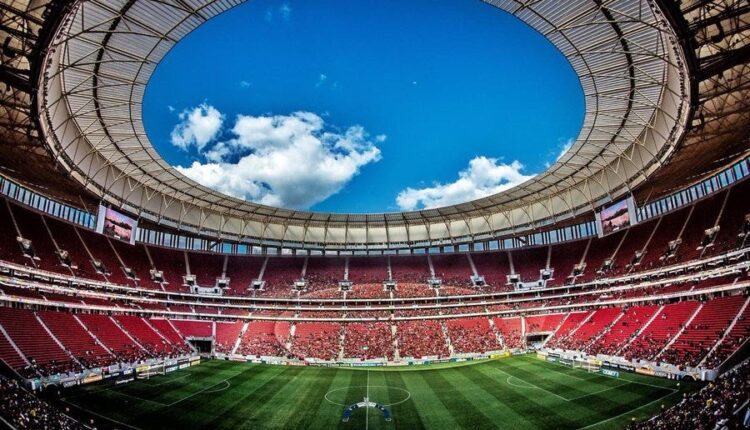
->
xmin=1 ymin=0 xmax=748 ymax=248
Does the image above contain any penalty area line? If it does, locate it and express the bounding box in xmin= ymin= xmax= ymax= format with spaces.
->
xmin=495 ymin=368 xmax=570 ymax=402
xmin=576 ymin=388 xmax=678 ymax=430
xmin=64 ymin=400 xmax=142 ymax=430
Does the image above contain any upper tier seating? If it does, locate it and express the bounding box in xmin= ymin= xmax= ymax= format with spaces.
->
xmin=0 ymin=204 xmax=27 ymax=267
xmin=148 ymin=246 xmax=187 ymax=292
xmin=431 ymin=254 xmax=472 ymax=287
xmin=187 ymin=253 xmax=224 ymax=288
xmin=224 ymin=255 xmax=263 ymax=296
xmin=677 ymin=194 xmax=725 ymax=262
xmin=549 ymin=241 xmax=587 ymax=283
xmin=347 ymin=257 xmax=387 ymax=283
xmin=261 ymin=258 xmax=303 ymax=296
xmin=512 ymin=247 xmax=548 ymax=282
xmin=11 ymin=206 xmax=62 ymax=273
xmin=76 ymin=228 xmax=130 ymax=285
xmin=305 ymin=257 xmax=344 ymax=291
xmin=390 ymin=256 xmax=429 ymax=283
xmin=470 ymin=252 xmax=510 ymax=289
xmin=108 ymin=240 xmax=154 ymax=287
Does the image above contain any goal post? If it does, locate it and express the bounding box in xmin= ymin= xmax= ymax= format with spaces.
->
xmin=136 ymin=363 xmax=166 ymax=380
xmin=571 ymin=359 xmax=600 ymax=373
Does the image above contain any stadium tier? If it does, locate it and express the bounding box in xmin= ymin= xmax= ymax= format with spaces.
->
xmin=0 ymin=0 xmax=749 ymax=428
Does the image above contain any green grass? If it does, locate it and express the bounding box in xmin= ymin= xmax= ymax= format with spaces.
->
xmin=61 ymin=355 xmax=696 ymax=430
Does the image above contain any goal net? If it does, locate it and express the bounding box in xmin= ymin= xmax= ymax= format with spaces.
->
xmin=572 ymin=360 xmax=600 ymax=373
xmin=137 ymin=363 xmax=165 ymax=380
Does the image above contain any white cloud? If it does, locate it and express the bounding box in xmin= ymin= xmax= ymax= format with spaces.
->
xmin=395 ymin=157 xmax=533 ymax=211
xmin=167 ymin=105 xmax=175 ymax=113
xmin=175 ymin=111 xmax=383 ymax=209
xmin=239 ymin=80 xmax=252 ymax=88
xmin=315 ymin=74 xmax=328 ymax=88
xmin=544 ymin=138 xmax=576 ymax=168
xmin=279 ymin=2 xmax=292 ymax=20
xmin=170 ymin=104 xmax=224 ymax=151
xmin=556 ymin=138 xmax=574 ymax=161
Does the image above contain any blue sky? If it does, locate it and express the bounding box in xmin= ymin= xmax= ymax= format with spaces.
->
xmin=143 ymin=0 xmax=584 ymax=213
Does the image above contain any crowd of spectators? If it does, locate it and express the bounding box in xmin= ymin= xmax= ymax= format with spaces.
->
xmin=346 ymin=284 xmax=391 ymax=299
xmin=447 ymin=319 xmax=501 ymax=353
xmin=344 ymin=323 xmax=394 ymax=360
xmin=393 ymin=283 xmax=436 ymax=298
xmin=397 ymin=320 xmax=449 ymax=359
xmin=302 ymin=288 xmax=343 ymax=299
xmin=438 ymin=286 xmax=477 ymax=296
xmin=235 ymin=332 xmax=287 ymax=357
xmin=0 ymin=377 xmax=85 ymax=429
xmin=291 ymin=323 xmax=341 ymax=360
xmin=629 ymin=360 xmax=750 ymax=430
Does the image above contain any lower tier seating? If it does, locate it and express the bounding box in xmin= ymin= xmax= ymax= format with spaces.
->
xmin=344 ymin=322 xmax=394 ymax=360
xmin=446 ymin=318 xmax=500 ymax=353
xmin=0 ymin=308 xmax=74 ymax=375
xmin=37 ymin=311 xmax=111 ymax=369
xmin=397 ymin=320 xmax=449 ymax=359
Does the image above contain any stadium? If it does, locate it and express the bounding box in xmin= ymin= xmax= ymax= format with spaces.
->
xmin=0 ymin=0 xmax=748 ymax=428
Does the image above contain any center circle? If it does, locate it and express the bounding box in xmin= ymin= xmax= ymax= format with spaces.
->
xmin=324 ymin=385 xmax=411 ymax=407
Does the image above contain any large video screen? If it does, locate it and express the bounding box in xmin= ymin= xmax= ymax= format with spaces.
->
xmin=96 ymin=205 xmax=137 ymax=244
xmin=596 ymin=197 xmax=637 ymax=237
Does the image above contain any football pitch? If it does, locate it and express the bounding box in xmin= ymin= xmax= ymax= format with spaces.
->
xmin=62 ymin=355 xmax=692 ymax=430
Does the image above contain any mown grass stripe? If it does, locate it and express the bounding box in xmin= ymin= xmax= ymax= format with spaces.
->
xmin=310 ymin=369 xmax=354 ymax=430
xmin=398 ymin=370 xmax=462 ymax=430
xmin=60 ymin=356 xmax=694 ymax=430
xmin=384 ymin=370 xmax=425 ymax=430
xmin=337 ymin=369 xmax=369 ymax=430
xmin=464 ymin=364 xmax=580 ymax=430
xmin=419 ymin=368 xmax=499 ymax=429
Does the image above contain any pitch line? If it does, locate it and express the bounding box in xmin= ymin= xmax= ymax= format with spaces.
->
xmin=323 ymin=386 xmax=411 ymax=407
xmin=164 ymin=365 xmax=263 ymax=407
xmin=501 ymin=373 xmax=569 ymax=401
xmin=166 ymin=377 xmax=233 ymax=407
xmin=139 ymin=373 xmax=190 ymax=387
xmin=518 ymin=356 xmax=680 ymax=392
xmin=576 ymin=388 xmax=677 ymax=430
xmin=64 ymin=400 xmax=143 ymax=430
xmin=566 ymin=382 xmax=631 ymax=401
xmin=65 ymin=385 xmax=169 ymax=407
